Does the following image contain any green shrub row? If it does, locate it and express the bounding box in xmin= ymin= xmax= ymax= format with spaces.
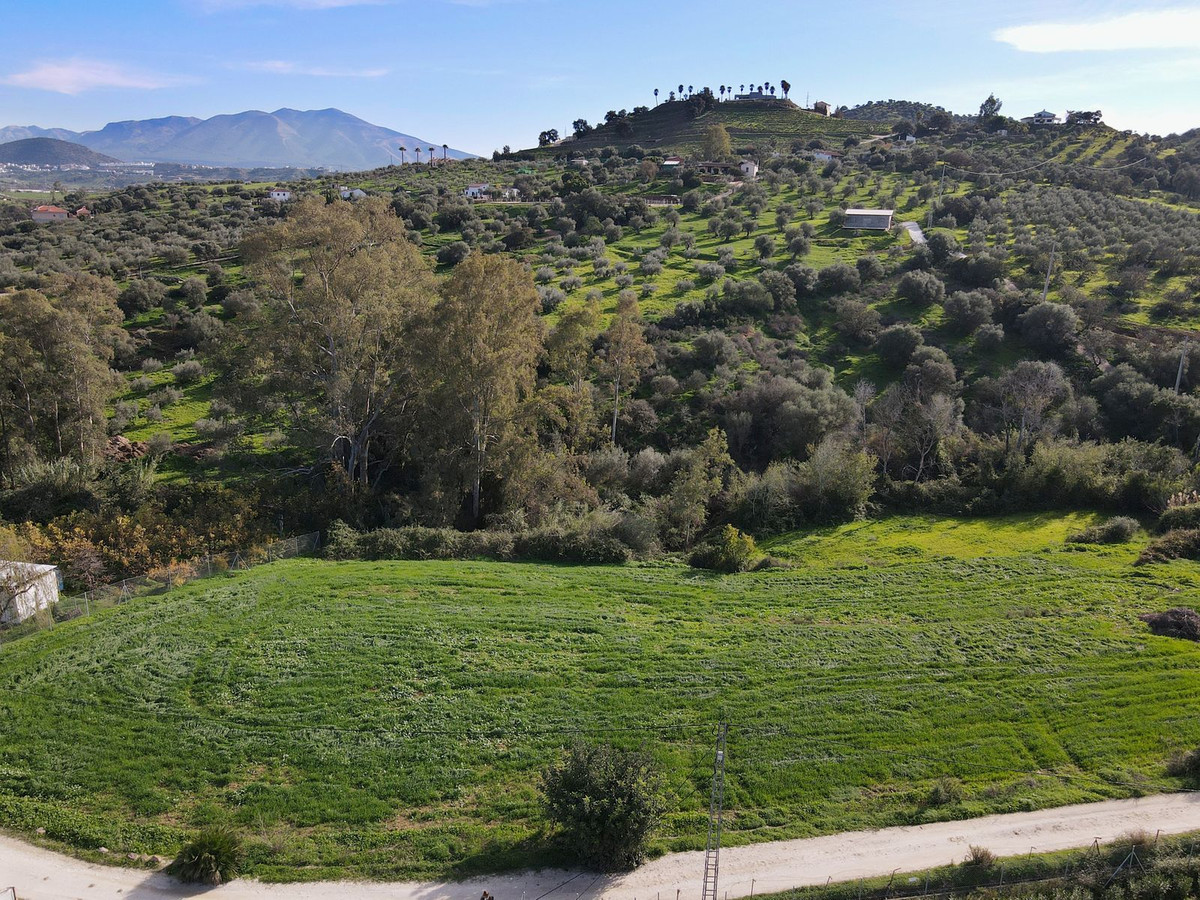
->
xmin=325 ymin=519 xmax=635 ymax=565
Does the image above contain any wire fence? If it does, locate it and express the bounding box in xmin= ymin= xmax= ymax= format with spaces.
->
xmin=0 ymin=531 xmax=320 ymax=646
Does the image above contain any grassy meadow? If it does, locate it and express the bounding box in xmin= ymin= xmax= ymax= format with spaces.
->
xmin=1 ymin=512 xmax=1199 ymax=880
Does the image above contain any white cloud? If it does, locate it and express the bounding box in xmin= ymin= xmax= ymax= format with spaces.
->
xmin=2 ymin=59 xmax=188 ymax=94
xmin=995 ymin=7 xmax=1200 ymax=52
xmin=244 ymin=60 xmax=389 ymax=77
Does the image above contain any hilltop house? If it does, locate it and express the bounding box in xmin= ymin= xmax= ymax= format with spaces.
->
xmin=812 ymin=101 xmax=832 ymax=117
xmin=843 ymin=208 xmax=894 ymax=231
xmin=1023 ymin=110 xmax=1060 ymax=126
xmin=812 ymin=149 xmax=842 ymax=163
xmin=463 ymin=183 xmax=491 ymax=199
xmin=30 ymin=205 xmax=69 ymax=223
xmin=735 ymin=89 xmax=769 ymax=100
xmin=1 ymin=561 xmax=60 ymax=626
xmin=268 ymin=188 xmax=293 ymax=202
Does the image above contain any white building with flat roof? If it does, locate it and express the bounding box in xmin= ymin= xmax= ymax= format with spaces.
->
xmin=843 ymin=208 xmax=894 ymax=230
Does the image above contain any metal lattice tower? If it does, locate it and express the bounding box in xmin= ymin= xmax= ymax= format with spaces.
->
xmin=701 ymin=722 xmax=729 ymax=900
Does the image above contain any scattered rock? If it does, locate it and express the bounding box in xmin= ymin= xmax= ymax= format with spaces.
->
xmin=128 ymin=852 xmax=139 ymax=860
xmin=104 ymin=435 xmax=150 ymax=463
xmin=35 ymin=827 xmax=45 ymax=835
xmin=98 ymin=847 xmax=110 ymax=854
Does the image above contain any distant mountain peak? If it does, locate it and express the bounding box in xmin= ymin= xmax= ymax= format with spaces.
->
xmin=0 ymin=108 xmax=474 ymax=170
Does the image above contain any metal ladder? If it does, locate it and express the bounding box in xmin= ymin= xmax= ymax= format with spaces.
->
xmin=701 ymin=722 xmax=729 ymax=900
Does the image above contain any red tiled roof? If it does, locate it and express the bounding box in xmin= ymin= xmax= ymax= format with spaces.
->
xmin=34 ymin=205 xmax=68 ymax=213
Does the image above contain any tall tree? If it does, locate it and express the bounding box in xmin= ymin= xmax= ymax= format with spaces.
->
xmin=234 ymin=197 xmax=436 ymax=487
xmin=426 ymin=254 xmax=543 ymax=524
xmin=703 ymin=123 xmax=733 ymax=160
xmin=599 ymin=293 xmax=654 ymax=444
xmin=780 ymin=79 xmax=790 ymax=99
xmin=546 ymin=296 xmax=601 ymax=451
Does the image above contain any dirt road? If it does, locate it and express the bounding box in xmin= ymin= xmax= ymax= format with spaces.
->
xmin=5 ymin=793 xmax=1200 ymax=900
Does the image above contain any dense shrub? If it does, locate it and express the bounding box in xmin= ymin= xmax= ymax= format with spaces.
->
xmin=1067 ymin=516 xmax=1138 ymax=544
xmin=541 ymin=743 xmax=664 ymax=871
xmin=897 ymin=270 xmax=946 ymax=305
xmin=689 ymin=525 xmax=759 ymax=573
xmin=166 ymin=826 xmax=242 ymax=885
xmin=326 ymin=520 xmax=634 ymax=565
xmin=1137 ymin=529 xmax=1200 ymax=565
xmin=1156 ymin=504 xmax=1200 ymax=533
xmin=875 ymin=324 xmax=924 ymax=368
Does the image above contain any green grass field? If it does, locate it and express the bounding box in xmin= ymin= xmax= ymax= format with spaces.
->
xmin=1 ymin=512 xmax=1199 ymax=880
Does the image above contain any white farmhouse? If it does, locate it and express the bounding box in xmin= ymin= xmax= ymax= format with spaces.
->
xmin=338 ymin=187 xmax=367 ymax=200
xmin=739 ymin=159 xmax=760 ymax=179
xmin=268 ymin=188 xmax=293 ymax=202
xmin=463 ymin=183 xmax=491 ymax=199
xmin=1 ymin=561 xmax=60 ymax=625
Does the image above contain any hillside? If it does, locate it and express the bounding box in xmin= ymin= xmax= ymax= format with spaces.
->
xmin=0 ymin=108 xmax=474 ymax=169
xmin=0 ymin=137 xmax=123 ymax=167
xmin=532 ymin=98 xmax=878 ymax=156
xmin=1 ymin=512 xmax=1198 ymax=879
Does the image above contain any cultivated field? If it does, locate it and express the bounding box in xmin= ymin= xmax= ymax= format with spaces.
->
xmin=1 ymin=512 xmax=1198 ymax=881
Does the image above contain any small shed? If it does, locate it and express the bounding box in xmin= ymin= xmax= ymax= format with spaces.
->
xmin=739 ymin=159 xmax=760 ymax=179
xmin=843 ymin=208 xmax=894 ymax=230
xmin=268 ymin=188 xmax=293 ymax=202
xmin=1 ymin=561 xmax=60 ymax=625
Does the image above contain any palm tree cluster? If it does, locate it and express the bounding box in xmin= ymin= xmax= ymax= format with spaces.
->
xmin=655 ymin=79 xmax=792 ymax=105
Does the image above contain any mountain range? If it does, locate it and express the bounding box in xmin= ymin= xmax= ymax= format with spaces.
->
xmin=0 ymin=108 xmax=474 ymax=170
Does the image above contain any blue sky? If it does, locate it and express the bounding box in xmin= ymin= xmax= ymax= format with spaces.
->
xmin=2 ymin=0 xmax=1199 ymax=155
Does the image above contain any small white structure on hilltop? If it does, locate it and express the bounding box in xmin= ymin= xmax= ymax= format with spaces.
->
xmin=1 ymin=561 xmax=60 ymax=626
xmin=463 ymin=183 xmax=491 ymax=199
xmin=843 ymin=208 xmax=894 ymax=230
xmin=268 ymin=188 xmax=293 ymax=202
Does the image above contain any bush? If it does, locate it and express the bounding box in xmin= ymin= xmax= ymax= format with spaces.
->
xmin=927 ymin=776 xmax=964 ymax=807
xmin=171 ymin=360 xmax=205 ymax=383
xmin=964 ymin=845 xmax=996 ymax=869
xmin=897 ymin=270 xmax=946 ymax=305
xmin=689 ymin=525 xmax=759 ymax=573
xmin=1139 ymin=607 xmax=1200 ymax=641
xmin=166 ymin=826 xmax=242 ymax=885
xmin=1068 ymin=516 xmax=1139 ymax=544
xmin=541 ymin=743 xmax=664 ymax=871
xmin=1137 ymin=529 xmax=1200 ymax=565
xmin=1167 ymin=746 xmax=1200 ymax=781
xmin=1156 ymin=504 xmax=1200 ymax=533
xmin=875 ymin=324 xmax=924 ymax=368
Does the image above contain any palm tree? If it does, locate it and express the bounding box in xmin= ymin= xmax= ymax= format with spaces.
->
xmin=398 ymin=145 xmax=406 ymax=165
xmin=739 ymin=84 xmax=745 ymax=94
xmin=770 ymin=85 xmax=776 ymax=97
xmin=654 ymin=87 xmax=659 ymax=105
xmin=688 ymin=84 xmax=693 ymax=97
xmin=719 ymin=85 xmax=725 ymax=101
xmin=414 ymin=147 xmax=422 ymax=164
xmin=442 ymin=143 xmax=448 ymax=162
xmin=780 ymin=79 xmax=791 ymax=100
xmin=428 ymin=147 xmax=435 ymax=167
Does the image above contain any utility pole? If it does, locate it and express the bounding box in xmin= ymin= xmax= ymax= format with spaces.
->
xmin=701 ymin=723 xmax=729 ymax=900
xmin=1175 ymin=342 xmax=1190 ymax=395
xmin=1040 ymin=241 xmax=1057 ymax=302
xmin=927 ymin=164 xmax=947 ymax=229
